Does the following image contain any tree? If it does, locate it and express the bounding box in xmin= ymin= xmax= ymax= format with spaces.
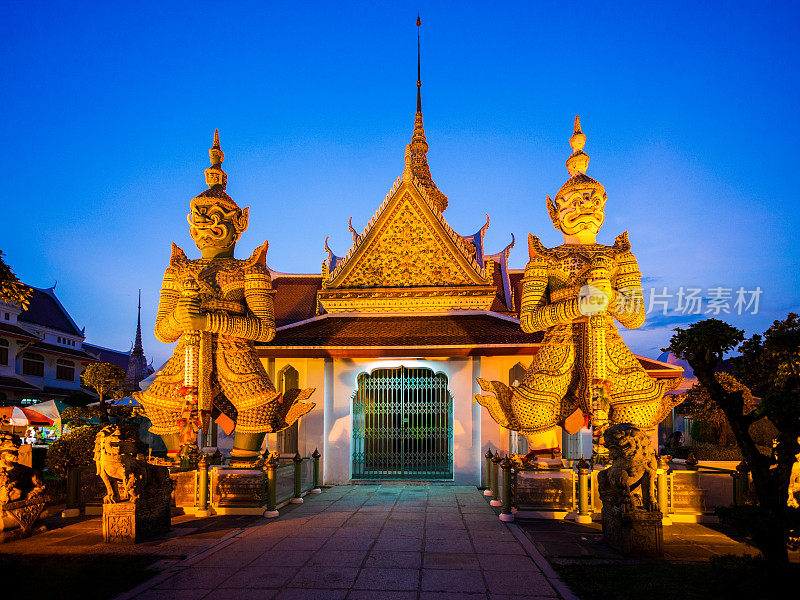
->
xmin=0 ymin=250 xmax=32 ymax=309
xmin=80 ymin=362 xmax=126 ymax=424
xmin=678 ymin=372 xmax=756 ymax=446
xmin=665 ymin=317 xmax=800 ymax=564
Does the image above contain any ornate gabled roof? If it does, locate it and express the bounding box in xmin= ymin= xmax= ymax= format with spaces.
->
xmin=20 ymin=286 xmax=83 ymax=337
xmin=311 ymin=22 xmax=511 ymax=314
xmin=318 ymin=176 xmax=496 ymax=313
xmin=325 ymin=171 xmax=486 ymax=287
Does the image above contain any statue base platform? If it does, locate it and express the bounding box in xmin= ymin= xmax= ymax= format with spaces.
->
xmin=601 ymin=506 xmax=663 ymax=558
xmin=515 ymin=469 xmax=574 ymax=512
xmin=102 ymin=489 xmax=171 ymax=544
xmin=1 ymin=497 xmax=48 ymax=542
xmin=671 ymin=471 xmax=707 ymax=514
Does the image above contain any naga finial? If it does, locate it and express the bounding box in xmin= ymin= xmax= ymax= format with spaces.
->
xmin=566 ymin=115 xmax=590 ymax=176
xmin=348 ymin=217 xmax=359 ymax=244
xmin=205 ymin=129 xmax=228 ymax=190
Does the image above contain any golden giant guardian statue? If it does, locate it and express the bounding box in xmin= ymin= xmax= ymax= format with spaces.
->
xmin=475 ymin=117 xmax=680 ymax=458
xmin=137 ymin=131 xmax=315 ymax=465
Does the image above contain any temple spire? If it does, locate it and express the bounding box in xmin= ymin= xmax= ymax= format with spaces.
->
xmin=407 ymin=15 xmax=448 ymax=212
xmin=124 ymin=289 xmax=150 ymax=391
xmin=417 ymin=14 xmax=422 ymax=113
xmin=132 ymin=289 xmax=143 ymax=356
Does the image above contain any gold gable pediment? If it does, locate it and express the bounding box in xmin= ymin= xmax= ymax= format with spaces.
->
xmin=319 ymin=181 xmax=496 ymax=313
xmin=329 ymin=185 xmax=487 ymax=289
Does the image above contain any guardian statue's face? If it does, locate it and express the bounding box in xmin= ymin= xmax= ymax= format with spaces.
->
xmin=188 ymin=203 xmax=241 ymax=252
xmin=555 ymin=189 xmax=606 ymax=237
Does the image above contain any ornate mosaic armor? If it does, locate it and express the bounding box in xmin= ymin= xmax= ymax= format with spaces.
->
xmin=475 ymin=117 xmax=680 ymax=453
xmin=136 ymin=131 xmax=314 ymax=458
xmin=139 ymin=242 xmax=309 ymax=435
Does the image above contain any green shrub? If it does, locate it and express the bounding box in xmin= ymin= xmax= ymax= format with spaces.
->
xmin=46 ymin=422 xmax=144 ymax=479
xmin=45 ymin=425 xmax=103 ymax=478
xmin=749 ymin=417 xmax=778 ymax=446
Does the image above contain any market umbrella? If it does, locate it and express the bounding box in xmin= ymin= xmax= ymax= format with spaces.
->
xmin=0 ymin=406 xmax=55 ymax=427
xmin=111 ymin=397 xmax=141 ymax=407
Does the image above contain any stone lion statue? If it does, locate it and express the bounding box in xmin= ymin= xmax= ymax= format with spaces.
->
xmin=597 ymin=423 xmax=658 ymax=511
xmin=94 ymin=425 xmax=148 ymax=504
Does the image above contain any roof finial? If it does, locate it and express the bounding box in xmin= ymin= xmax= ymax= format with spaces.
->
xmin=205 ymin=129 xmax=228 ymax=190
xmin=566 ymin=115 xmax=590 ymax=176
xmin=417 ymin=14 xmax=422 ymax=113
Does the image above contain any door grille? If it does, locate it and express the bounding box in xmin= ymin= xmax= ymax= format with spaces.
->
xmin=352 ymin=366 xmax=453 ymax=480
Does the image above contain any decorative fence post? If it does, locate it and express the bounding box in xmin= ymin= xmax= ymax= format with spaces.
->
xmin=62 ymin=467 xmax=81 ymax=518
xmin=291 ymin=452 xmax=304 ymax=504
xmin=311 ymin=448 xmax=322 ymax=494
xmin=196 ymin=453 xmax=210 ymax=517
xmin=484 ymin=450 xmax=494 ymax=496
xmin=490 ymin=453 xmax=502 ymax=507
xmin=656 ymin=455 xmax=671 ymax=525
xmin=264 ymin=453 xmax=279 ymax=518
xmin=575 ymin=455 xmax=592 ymax=524
xmin=499 ymin=456 xmax=514 ymax=522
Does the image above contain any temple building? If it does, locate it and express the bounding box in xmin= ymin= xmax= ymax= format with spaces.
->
xmin=254 ymin=52 xmax=683 ymax=485
xmin=0 ymin=284 xmax=152 ymax=407
xmin=0 ymin=285 xmax=101 ymax=406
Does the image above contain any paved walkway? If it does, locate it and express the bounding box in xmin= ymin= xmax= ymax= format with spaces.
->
xmin=122 ymin=485 xmax=570 ymax=600
xmin=517 ymin=517 xmax=768 ymax=565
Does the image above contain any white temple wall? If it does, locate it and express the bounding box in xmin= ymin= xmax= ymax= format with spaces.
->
xmin=316 ymin=357 xmax=481 ymax=485
xmin=261 ymin=353 xmax=548 ymax=486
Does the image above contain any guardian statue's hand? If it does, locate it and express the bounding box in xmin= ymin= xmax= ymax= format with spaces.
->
xmin=176 ymin=296 xmax=206 ymax=331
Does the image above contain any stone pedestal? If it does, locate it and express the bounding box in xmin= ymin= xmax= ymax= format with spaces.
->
xmin=102 ymin=490 xmax=171 ymax=544
xmin=515 ymin=470 xmax=573 ymax=511
xmin=102 ymin=465 xmax=171 ymax=544
xmin=601 ymin=506 xmax=663 ymax=558
xmin=0 ymin=497 xmax=48 ymax=540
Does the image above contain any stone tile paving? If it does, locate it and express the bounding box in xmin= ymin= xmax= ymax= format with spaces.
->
xmin=0 ymin=510 xmax=258 ymax=558
xmin=515 ymin=517 xmax=766 ymax=565
xmin=122 ymin=485 xmax=567 ymax=600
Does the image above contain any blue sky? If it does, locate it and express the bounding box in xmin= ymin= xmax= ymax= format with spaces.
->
xmin=2 ymin=1 xmax=799 ymax=366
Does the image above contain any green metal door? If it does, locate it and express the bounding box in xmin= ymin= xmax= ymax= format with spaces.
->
xmin=352 ymin=366 xmax=453 ymax=480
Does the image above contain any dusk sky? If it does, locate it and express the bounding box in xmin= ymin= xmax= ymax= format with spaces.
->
xmin=3 ymin=2 xmax=799 ymax=367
